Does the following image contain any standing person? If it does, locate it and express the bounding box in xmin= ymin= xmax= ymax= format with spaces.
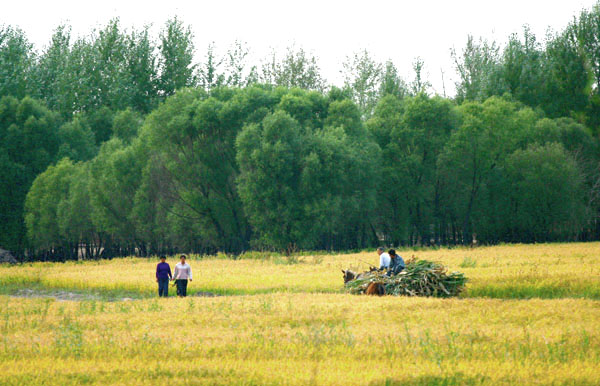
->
xmin=377 ymin=247 xmax=391 ymax=270
xmin=172 ymin=254 xmax=192 ymax=297
xmin=388 ymin=249 xmax=405 ymax=276
xmin=156 ymin=255 xmax=172 ymax=297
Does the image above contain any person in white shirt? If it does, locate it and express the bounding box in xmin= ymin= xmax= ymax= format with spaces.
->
xmin=377 ymin=247 xmax=391 ymax=270
xmin=172 ymin=254 xmax=192 ymax=297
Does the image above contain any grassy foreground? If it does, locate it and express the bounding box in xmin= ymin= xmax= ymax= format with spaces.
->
xmin=1 ymin=243 xmax=599 ymax=384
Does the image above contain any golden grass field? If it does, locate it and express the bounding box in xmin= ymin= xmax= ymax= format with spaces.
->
xmin=1 ymin=243 xmax=599 ymax=385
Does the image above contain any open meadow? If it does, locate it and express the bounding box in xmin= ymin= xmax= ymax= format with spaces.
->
xmin=5 ymin=1 xmax=600 ymax=384
xmin=1 ymin=242 xmax=600 ymax=385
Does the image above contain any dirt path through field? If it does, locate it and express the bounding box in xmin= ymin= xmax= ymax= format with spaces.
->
xmin=10 ymin=288 xmax=118 ymax=301
xmin=8 ymin=288 xmax=221 ymax=301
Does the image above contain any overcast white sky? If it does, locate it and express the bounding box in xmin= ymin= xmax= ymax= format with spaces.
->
xmin=2 ymin=0 xmax=597 ymax=96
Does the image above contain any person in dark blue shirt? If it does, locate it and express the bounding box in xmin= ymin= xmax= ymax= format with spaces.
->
xmin=387 ymin=249 xmax=405 ymax=276
xmin=156 ymin=256 xmax=172 ymax=297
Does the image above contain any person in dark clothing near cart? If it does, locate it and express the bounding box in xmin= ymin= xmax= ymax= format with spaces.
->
xmin=387 ymin=249 xmax=405 ymax=276
xmin=156 ymin=255 xmax=172 ymax=297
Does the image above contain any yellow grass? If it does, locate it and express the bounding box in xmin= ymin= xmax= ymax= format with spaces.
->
xmin=1 ymin=242 xmax=599 ymax=384
xmin=1 ymin=242 xmax=599 ymax=298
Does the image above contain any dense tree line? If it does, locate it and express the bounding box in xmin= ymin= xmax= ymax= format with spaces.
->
xmin=1 ymin=4 xmax=600 ymax=260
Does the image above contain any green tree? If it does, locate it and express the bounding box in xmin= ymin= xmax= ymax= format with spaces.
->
xmin=81 ymin=106 xmax=115 ymax=145
xmin=124 ymin=26 xmax=159 ymax=113
xmin=35 ymin=25 xmax=72 ymax=116
xmin=0 ymin=96 xmax=61 ymax=253
xmin=61 ymin=35 xmax=96 ymax=114
xmin=57 ymin=117 xmax=97 ymax=161
xmin=130 ymin=146 xmax=172 ymax=255
xmin=342 ymin=50 xmax=382 ymax=116
xmin=576 ymin=3 xmax=600 ymax=95
xmin=437 ymin=97 xmax=538 ymax=244
xmin=158 ymin=17 xmax=196 ymax=97
xmin=57 ymin=162 xmax=100 ymax=259
xmin=532 ymin=117 xmax=600 ymax=237
xmin=501 ymin=143 xmax=587 ymax=241
xmin=88 ymin=138 xmax=145 ymax=256
xmin=261 ymin=46 xmax=325 ymax=91
xmin=142 ymin=87 xmax=275 ymax=252
xmin=371 ymin=94 xmax=458 ymax=245
xmin=452 ymin=35 xmax=505 ymax=102
xmin=0 ymin=153 xmax=26 ymax=254
xmin=410 ymin=57 xmax=431 ymax=95
xmin=502 ymin=27 xmax=544 ymax=108
xmin=576 ymin=3 xmax=600 ymax=133
xmin=237 ymin=109 xmax=376 ymax=250
xmin=323 ymin=99 xmax=380 ymax=249
xmin=112 ymin=108 xmax=143 ymax=143
xmin=198 ymin=42 xmax=224 ymax=91
xmin=532 ymin=118 xmax=599 ymax=166
xmin=277 ymin=88 xmax=328 ymax=130
xmin=225 ymin=40 xmax=250 ymax=87
xmin=366 ymin=95 xmax=406 ymax=243
xmin=24 ymin=158 xmax=77 ymax=260
xmin=93 ymin=19 xmax=131 ymax=112
xmin=541 ymin=27 xmax=591 ymax=118
xmin=379 ymin=60 xmax=407 ymax=99
xmin=0 ymin=26 xmax=35 ymax=99
xmin=36 ymin=21 xmax=159 ymax=117
xmin=45 ymin=20 xmax=128 ymax=116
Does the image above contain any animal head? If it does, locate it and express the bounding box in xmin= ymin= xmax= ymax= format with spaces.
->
xmin=341 ymin=269 xmax=358 ymax=283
